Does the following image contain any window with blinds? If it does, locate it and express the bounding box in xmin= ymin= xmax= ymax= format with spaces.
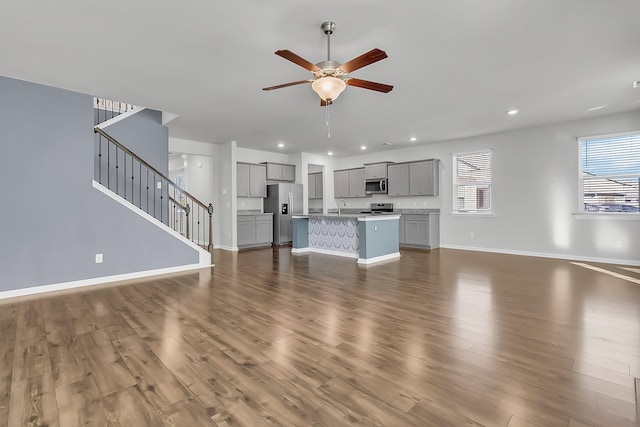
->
xmin=580 ymin=133 xmax=640 ymax=213
xmin=453 ymin=150 xmax=492 ymax=213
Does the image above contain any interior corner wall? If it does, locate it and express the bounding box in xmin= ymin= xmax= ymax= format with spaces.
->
xmin=0 ymin=76 xmax=201 ymax=293
xmin=168 ymin=138 xmax=222 ymax=248
xmin=216 ymin=141 xmax=236 ymax=250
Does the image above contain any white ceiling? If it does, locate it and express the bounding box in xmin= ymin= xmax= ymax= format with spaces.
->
xmin=2 ymin=0 xmax=640 ymax=157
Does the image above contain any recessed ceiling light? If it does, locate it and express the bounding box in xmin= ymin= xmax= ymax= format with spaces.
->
xmin=587 ymin=105 xmax=607 ymax=111
xmin=327 ymin=151 xmax=333 ymax=156
xmin=410 ymin=137 xmax=417 ymax=142
xmin=507 ymin=109 xmax=519 ymax=115
xmin=633 ymin=80 xmax=640 ymax=89
xmin=360 ymin=145 xmax=367 ymax=150
xmin=277 ymin=142 xmax=285 ymax=148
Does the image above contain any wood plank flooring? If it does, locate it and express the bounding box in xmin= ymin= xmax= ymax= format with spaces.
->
xmin=1 ymin=248 xmax=639 ymax=426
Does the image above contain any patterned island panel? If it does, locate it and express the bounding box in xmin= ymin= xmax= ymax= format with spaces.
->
xmin=308 ymin=216 xmax=359 ymax=254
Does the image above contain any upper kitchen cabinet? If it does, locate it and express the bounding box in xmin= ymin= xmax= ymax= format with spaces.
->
xmin=264 ymin=162 xmax=296 ymax=182
xmin=237 ymin=162 xmax=266 ymax=198
xmin=334 ymin=167 xmax=366 ymax=198
xmin=364 ymin=162 xmax=391 ymax=180
xmin=386 ymin=159 xmax=439 ymax=197
xmin=308 ymin=173 xmax=323 ymax=199
xmin=409 ymin=159 xmax=439 ymax=196
xmin=349 ymin=168 xmax=366 ymax=198
xmin=387 ymin=163 xmax=410 ymax=197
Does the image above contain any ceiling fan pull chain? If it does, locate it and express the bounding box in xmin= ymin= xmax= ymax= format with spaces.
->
xmin=326 ymin=102 xmax=331 ymax=138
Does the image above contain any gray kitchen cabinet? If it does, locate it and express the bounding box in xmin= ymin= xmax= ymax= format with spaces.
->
xmin=308 ymin=173 xmax=323 ymax=199
xmin=237 ymin=163 xmax=250 ymax=197
xmin=409 ymin=159 xmax=439 ymax=196
xmin=315 ymin=173 xmax=323 ymax=198
xmin=349 ymin=168 xmax=366 ymax=198
xmin=237 ymin=216 xmax=256 ymax=246
xmin=387 ymin=159 xmax=440 ymax=197
xmin=255 ymin=215 xmax=273 ymax=244
xmin=364 ymin=162 xmax=389 ymax=179
xmin=283 ymin=164 xmax=296 ymax=181
xmin=333 ymin=167 xmax=368 ymax=198
xmin=237 ymin=214 xmax=273 ymax=248
xmin=333 ymin=170 xmax=350 ymax=198
xmin=387 ymin=163 xmax=410 ymax=196
xmin=398 ymin=213 xmax=440 ymax=249
xmin=265 ymin=162 xmax=296 ymax=181
xmin=308 ymin=173 xmax=316 ymax=199
xmin=237 ymin=163 xmax=266 ymax=197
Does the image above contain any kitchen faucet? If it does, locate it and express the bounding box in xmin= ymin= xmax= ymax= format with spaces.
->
xmin=338 ymin=199 xmax=345 ymax=216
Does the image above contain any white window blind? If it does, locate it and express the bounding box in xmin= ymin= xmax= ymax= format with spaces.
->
xmin=453 ymin=151 xmax=492 ymax=213
xmin=580 ymin=133 xmax=640 ymax=213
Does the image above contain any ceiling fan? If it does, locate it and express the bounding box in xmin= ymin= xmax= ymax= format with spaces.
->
xmin=263 ymin=21 xmax=393 ymax=106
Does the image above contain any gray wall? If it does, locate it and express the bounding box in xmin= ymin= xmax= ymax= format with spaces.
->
xmin=0 ymin=76 xmax=200 ymax=292
xmin=103 ymin=108 xmax=169 ymax=173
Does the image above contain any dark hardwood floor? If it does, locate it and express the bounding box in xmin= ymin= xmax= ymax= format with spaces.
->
xmin=1 ymin=247 xmax=639 ymax=426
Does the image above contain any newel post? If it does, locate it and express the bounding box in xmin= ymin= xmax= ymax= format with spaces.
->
xmin=208 ymin=203 xmax=214 ymax=265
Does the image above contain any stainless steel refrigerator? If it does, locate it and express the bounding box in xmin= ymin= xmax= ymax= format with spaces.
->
xmin=264 ymin=183 xmax=303 ymax=245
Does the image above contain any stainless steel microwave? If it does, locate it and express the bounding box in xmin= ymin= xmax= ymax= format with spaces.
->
xmin=365 ymin=179 xmax=387 ymax=194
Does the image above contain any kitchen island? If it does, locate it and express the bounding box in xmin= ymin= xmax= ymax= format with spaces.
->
xmin=291 ymin=214 xmax=400 ymax=264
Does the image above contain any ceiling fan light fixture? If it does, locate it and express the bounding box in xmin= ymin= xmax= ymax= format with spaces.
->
xmin=312 ymin=76 xmax=346 ymax=102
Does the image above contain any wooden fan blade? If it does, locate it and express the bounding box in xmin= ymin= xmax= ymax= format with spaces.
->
xmin=275 ymin=50 xmax=321 ymax=72
xmin=320 ymin=99 xmax=333 ymax=106
xmin=338 ymin=48 xmax=388 ymax=74
xmin=346 ymin=78 xmax=393 ymax=93
xmin=263 ymin=80 xmax=312 ymax=91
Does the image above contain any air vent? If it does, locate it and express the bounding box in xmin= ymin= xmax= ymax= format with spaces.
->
xmin=382 ymin=142 xmax=393 ymax=146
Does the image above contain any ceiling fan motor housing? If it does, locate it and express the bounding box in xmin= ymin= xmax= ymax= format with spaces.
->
xmin=315 ymin=60 xmax=344 ymax=78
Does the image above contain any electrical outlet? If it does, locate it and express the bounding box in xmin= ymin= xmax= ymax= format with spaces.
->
xmin=470 ymin=232 xmax=475 ymax=238
xmin=157 ymin=181 xmax=162 ymax=189
xmin=614 ymin=240 xmax=622 ymax=248
xmin=95 ymin=253 xmax=103 ymax=264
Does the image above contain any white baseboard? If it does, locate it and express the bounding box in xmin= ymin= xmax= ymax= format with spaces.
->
xmin=215 ymin=245 xmax=238 ymax=252
xmin=294 ymin=247 xmax=359 ymax=259
xmin=439 ymin=244 xmax=640 ymax=267
xmin=0 ymin=263 xmax=211 ymax=301
xmin=357 ymin=252 xmax=401 ymax=265
xmin=291 ymin=247 xmax=310 ymax=254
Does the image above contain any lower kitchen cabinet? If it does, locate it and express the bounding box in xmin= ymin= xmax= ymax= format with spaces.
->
xmin=398 ymin=213 xmax=440 ymax=249
xmin=237 ymin=214 xmax=273 ymax=248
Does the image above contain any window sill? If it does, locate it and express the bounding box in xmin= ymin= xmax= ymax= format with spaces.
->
xmin=451 ymin=212 xmax=495 ymax=218
xmin=574 ymin=213 xmax=640 ymax=220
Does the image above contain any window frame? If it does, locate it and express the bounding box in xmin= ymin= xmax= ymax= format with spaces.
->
xmin=578 ymin=131 xmax=640 ymax=216
xmin=452 ymin=149 xmax=493 ymax=215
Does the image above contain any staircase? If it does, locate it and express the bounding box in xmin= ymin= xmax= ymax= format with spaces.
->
xmin=93 ymin=98 xmax=214 ymax=264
